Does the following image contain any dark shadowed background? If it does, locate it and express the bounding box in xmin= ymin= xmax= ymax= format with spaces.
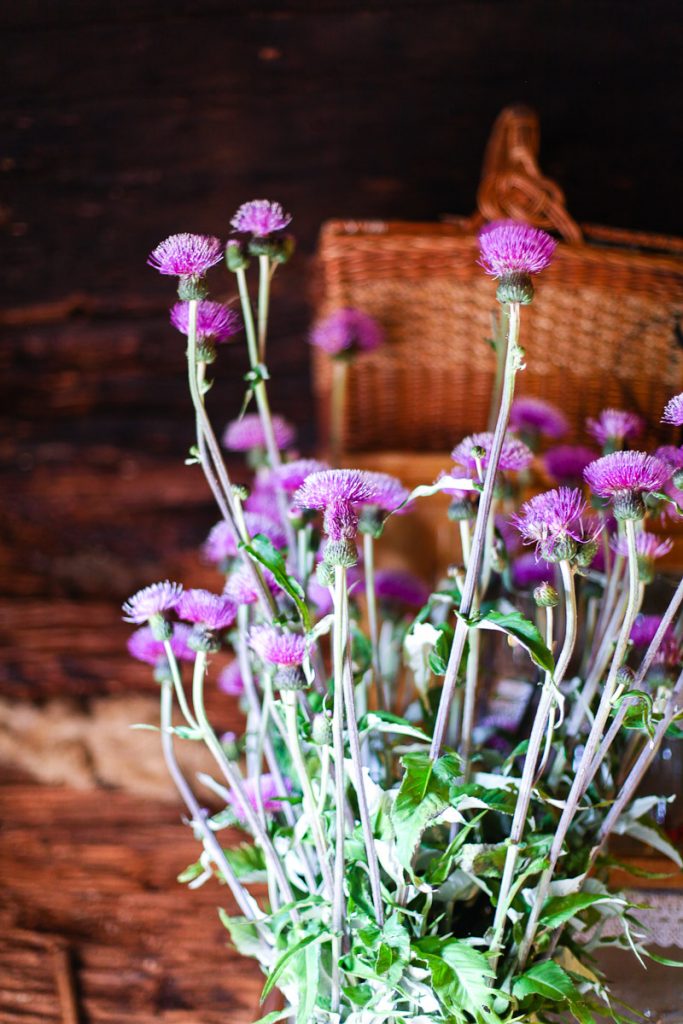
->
xmin=2 ymin=0 xmax=681 ymax=702
xmin=1 ymin=6 xmax=682 ymax=1022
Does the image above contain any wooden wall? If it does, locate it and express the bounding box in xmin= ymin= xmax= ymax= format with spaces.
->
xmin=1 ymin=0 xmax=680 ymax=700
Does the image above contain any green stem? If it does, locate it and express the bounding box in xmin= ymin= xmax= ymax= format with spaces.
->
xmin=187 ymin=303 xmax=276 ymax=618
xmin=363 ymin=532 xmax=385 ymax=710
xmin=330 ymin=568 xmax=347 ymax=1014
xmin=257 ymin=255 xmax=272 ymax=363
xmin=191 ymin=649 xmax=296 ymax=912
xmin=517 ymin=518 xmax=640 ymax=968
xmin=162 ymin=640 xmax=199 ymax=730
xmin=335 ymin=566 xmax=384 ymax=925
xmin=159 ymin=681 xmax=266 ymax=929
xmin=283 ymin=692 xmax=334 ymax=900
xmin=431 ymin=302 xmax=522 ymax=762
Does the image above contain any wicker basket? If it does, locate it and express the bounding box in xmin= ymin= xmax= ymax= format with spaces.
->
xmin=313 ymin=106 xmax=683 ymax=455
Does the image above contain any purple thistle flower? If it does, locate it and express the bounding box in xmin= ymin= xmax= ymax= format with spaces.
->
xmin=218 ymin=660 xmax=245 ymax=697
xmin=294 ymin=469 xmax=380 ymax=541
xmin=451 ymin=432 xmax=533 ymax=477
xmin=176 ymin=589 xmax=236 ymax=630
xmin=358 ymin=471 xmax=410 ymax=514
xmin=147 ymin=233 xmax=223 ymax=278
xmin=170 ymin=300 xmax=241 ymax=343
xmin=655 ymin=445 xmax=683 ymax=517
xmin=273 ymin=458 xmax=329 ymax=493
xmin=244 ymin=471 xmax=280 ymax=515
xmin=544 ymin=445 xmax=599 ymax=485
xmin=228 ymin=774 xmax=292 ymax=823
xmin=611 ymin=531 xmax=673 ymax=561
xmin=250 ymin=625 xmax=306 ymax=667
xmin=509 ymin=397 xmax=569 ymax=440
xmin=630 ymin=614 xmax=672 ymax=648
xmin=586 ymin=408 xmax=644 ymax=448
xmin=127 ymin=623 xmax=195 ymax=665
xmin=309 ymin=308 xmax=384 ymax=356
xmin=584 ymin=451 xmax=670 ymax=506
xmin=122 ymin=580 xmax=183 ymax=624
xmin=371 ymin=569 xmax=431 ymax=609
xmin=223 ymin=413 xmax=296 ymax=453
xmin=478 ymin=220 xmax=556 ymax=278
xmin=224 ymin=564 xmax=281 ymax=606
xmin=511 ymin=552 xmax=555 ymax=590
xmin=662 ymin=393 xmax=683 ymax=427
xmin=512 ymin=487 xmax=599 ymax=562
xmin=231 ymin=199 xmax=292 ymax=237
xmin=203 ymin=514 xmax=287 ymax=566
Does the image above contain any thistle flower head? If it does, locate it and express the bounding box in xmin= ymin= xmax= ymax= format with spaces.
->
xmin=512 ymin=487 xmax=599 ymax=562
xmin=509 ymin=397 xmax=568 ymax=440
xmin=231 ymin=200 xmax=292 ymax=237
xmin=122 ymin=581 xmax=183 ymax=624
xmin=250 ymin=625 xmax=306 ymax=667
xmin=127 ymin=623 xmax=195 ymax=665
xmin=170 ymin=300 xmax=241 ymax=343
xmin=478 ymin=220 xmax=556 ymax=278
xmin=176 ymin=589 xmax=236 ymax=630
xmin=586 ymin=408 xmax=644 ymax=448
xmin=203 ymin=514 xmax=287 ymax=566
xmin=294 ymin=469 xmax=380 ymax=541
xmin=357 ymin=471 xmax=410 ymax=514
xmin=147 ymin=233 xmax=223 ymax=277
xmin=223 ymin=564 xmax=281 ymax=605
xmin=223 ymin=413 xmax=296 ymax=453
xmin=309 ymin=308 xmax=384 ymax=356
xmin=228 ymin=775 xmax=292 ymax=823
xmin=218 ymin=660 xmax=245 ymax=696
xmin=544 ymin=445 xmax=599 ymax=485
xmin=662 ymin=392 xmax=683 ymax=427
xmin=273 ymin=458 xmax=329 ymax=493
xmin=451 ymin=432 xmax=533 ymax=477
xmin=584 ymin=451 xmax=670 ymax=519
xmin=611 ymin=531 xmax=673 ymax=562
xmin=244 ymin=472 xmax=280 ymax=515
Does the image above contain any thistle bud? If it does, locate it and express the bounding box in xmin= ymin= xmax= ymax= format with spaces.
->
xmin=574 ymin=540 xmax=599 ymax=568
xmin=177 ymin=276 xmax=209 ymax=301
xmin=534 ymin=582 xmax=559 ymax=608
xmin=323 ymin=538 xmax=358 ymax=568
xmin=316 ymin=561 xmax=335 ymax=587
xmin=225 ymin=239 xmax=250 ymax=272
xmin=311 ymin=712 xmax=333 ymax=746
xmin=188 ymin=626 xmax=221 ymax=654
xmin=275 ymin=666 xmax=307 ymax=691
xmin=496 ymin=273 xmax=535 ymax=306
xmin=149 ymin=614 xmax=174 ymax=642
xmin=616 ymin=665 xmax=635 ymax=688
xmin=613 ymin=490 xmax=646 ymax=522
xmin=673 ymin=469 xmax=683 ymax=491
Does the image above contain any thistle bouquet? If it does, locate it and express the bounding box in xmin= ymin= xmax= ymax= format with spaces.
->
xmin=125 ymin=205 xmax=683 ymax=1023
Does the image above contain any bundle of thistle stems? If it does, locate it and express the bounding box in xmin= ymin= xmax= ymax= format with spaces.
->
xmin=125 ymin=202 xmax=683 ymax=1024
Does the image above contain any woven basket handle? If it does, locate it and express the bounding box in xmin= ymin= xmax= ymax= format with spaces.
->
xmin=475 ymin=105 xmax=583 ymax=243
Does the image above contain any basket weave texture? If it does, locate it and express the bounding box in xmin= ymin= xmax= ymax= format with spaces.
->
xmin=313 ymin=107 xmax=683 ymax=454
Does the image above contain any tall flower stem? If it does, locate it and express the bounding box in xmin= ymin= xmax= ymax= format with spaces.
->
xmin=187 ymin=302 xmax=276 ymax=618
xmin=282 ymin=691 xmax=335 ymax=901
xmin=363 ymin=532 xmax=386 ymax=710
xmin=234 ymin=270 xmax=296 ymax=554
xmin=490 ymin=561 xmax=576 ymax=965
xmin=332 ymin=566 xmax=385 ymax=924
xmin=159 ymin=680 xmax=266 ymax=930
xmin=162 ymin=641 xmax=199 ymax=730
xmin=257 ymin=255 xmax=273 ymax=364
xmin=590 ymin=577 xmax=683 ymax=775
xmin=431 ymin=301 xmax=522 ymax=762
xmin=329 ymin=567 xmax=347 ymax=1014
xmin=191 ymin=648 xmax=296 ymax=912
xmin=517 ymin=518 xmax=641 ymax=968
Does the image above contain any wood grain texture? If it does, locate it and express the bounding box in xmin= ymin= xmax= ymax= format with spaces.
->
xmin=0 ymin=785 xmax=263 ymax=1022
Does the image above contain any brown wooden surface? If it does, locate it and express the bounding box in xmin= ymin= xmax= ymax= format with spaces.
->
xmin=0 ymin=784 xmax=263 ymax=1023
